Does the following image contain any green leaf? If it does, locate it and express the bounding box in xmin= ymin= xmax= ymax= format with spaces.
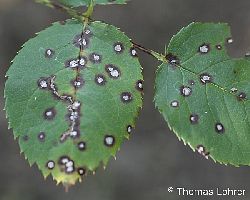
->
xmin=5 ymin=19 xmax=143 ymax=185
xmin=58 ymin=0 xmax=127 ymax=7
xmin=155 ymin=22 xmax=250 ymax=166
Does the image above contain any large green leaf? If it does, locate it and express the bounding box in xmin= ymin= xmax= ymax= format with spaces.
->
xmin=5 ymin=19 xmax=143 ymax=185
xmin=155 ymin=22 xmax=250 ymax=166
xmin=58 ymin=0 xmax=127 ymax=7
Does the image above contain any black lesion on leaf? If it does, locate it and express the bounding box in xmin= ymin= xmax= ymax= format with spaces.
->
xmin=58 ymin=156 xmax=75 ymax=174
xmin=190 ymin=114 xmax=199 ymax=124
xmin=114 ymin=42 xmax=124 ymax=54
xmin=37 ymin=77 xmax=49 ymax=89
xmin=105 ymin=64 xmax=121 ymax=79
xmin=196 ymin=145 xmax=210 ymax=159
xmin=77 ymin=141 xmax=86 ymax=151
xmin=78 ymin=168 xmax=87 ymax=176
xmin=38 ymin=132 xmax=46 ymax=142
xmin=215 ymin=122 xmax=225 ymax=134
xmin=45 ymin=49 xmax=55 ymax=58
xmin=104 ymin=135 xmax=115 ymax=147
xmin=165 ymin=53 xmax=180 ymax=66
xmin=121 ymin=92 xmax=133 ymax=103
xmin=89 ymin=53 xmax=102 ymax=64
xmin=130 ymin=47 xmax=138 ymax=57
xmin=179 ymin=86 xmax=192 ymax=97
xmin=73 ymin=34 xmax=89 ymax=49
xmin=44 ymin=107 xmax=56 ymax=120
xmin=127 ymin=125 xmax=133 ymax=134
xmin=198 ymin=43 xmax=210 ymax=54
xmin=200 ymin=73 xmax=213 ymax=84
xmin=188 ymin=80 xmax=195 ymax=86
xmin=216 ymin=45 xmax=222 ymax=50
xmin=95 ymin=74 xmax=106 ymax=86
xmin=237 ymin=92 xmax=247 ymax=101
xmin=71 ymin=76 xmax=85 ymax=89
xmin=135 ymin=80 xmax=143 ymax=92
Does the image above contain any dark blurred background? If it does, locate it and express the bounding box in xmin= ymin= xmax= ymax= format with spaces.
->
xmin=0 ymin=0 xmax=250 ymax=199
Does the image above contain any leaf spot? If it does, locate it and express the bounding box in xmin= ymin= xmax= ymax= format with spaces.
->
xmin=47 ymin=161 xmax=55 ymax=169
xmin=216 ymin=45 xmax=222 ymax=50
xmin=130 ymin=48 xmax=138 ymax=57
xmin=136 ymin=80 xmax=143 ymax=91
xmin=78 ymin=168 xmax=86 ymax=176
xmin=89 ymin=53 xmax=102 ymax=64
xmin=45 ymin=49 xmax=55 ymax=58
xmin=215 ymin=123 xmax=225 ymax=134
xmin=127 ymin=125 xmax=133 ymax=134
xmin=121 ymin=92 xmax=133 ymax=103
xmin=196 ymin=145 xmax=210 ymax=159
xmin=95 ymin=74 xmax=106 ymax=86
xmin=44 ymin=108 xmax=56 ymax=120
xmin=105 ymin=64 xmax=121 ymax=79
xmin=200 ymin=73 xmax=213 ymax=84
xmin=238 ymin=92 xmax=247 ymax=101
xmin=38 ymin=132 xmax=46 ymax=142
xmin=166 ymin=53 xmax=180 ymax=66
xmin=190 ymin=114 xmax=199 ymax=124
xmin=78 ymin=141 xmax=86 ymax=151
xmin=170 ymin=100 xmax=179 ymax=108
xmin=104 ymin=135 xmax=115 ymax=147
xmin=227 ymin=38 xmax=233 ymax=44
xmin=114 ymin=42 xmax=124 ymax=53
xmin=199 ymin=43 xmax=210 ymax=54
xmin=180 ymin=86 xmax=192 ymax=97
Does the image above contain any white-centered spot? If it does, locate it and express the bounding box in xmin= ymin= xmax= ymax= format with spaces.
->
xmin=199 ymin=44 xmax=209 ymax=53
xmin=39 ymin=80 xmax=48 ymax=88
xmin=171 ymin=100 xmax=179 ymax=108
xmin=46 ymin=111 xmax=53 ymax=117
xmin=97 ymin=77 xmax=104 ymax=84
xmin=231 ymin=87 xmax=238 ymax=93
xmin=181 ymin=87 xmax=192 ymax=96
xmin=47 ymin=161 xmax=55 ymax=169
xmin=69 ymin=60 xmax=78 ymax=68
xmin=105 ymin=136 xmax=114 ymax=146
xmin=114 ymin=44 xmax=122 ymax=52
xmin=127 ymin=126 xmax=132 ymax=133
xmin=72 ymin=101 xmax=81 ymax=109
xmin=200 ymin=74 xmax=212 ymax=84
xmin=131 ymin=49 xmax=137 ymax=56
xmin=79 ymin=58 xmax=86 ymax=66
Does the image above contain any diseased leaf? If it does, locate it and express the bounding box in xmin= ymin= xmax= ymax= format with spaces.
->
xmin=5 ymin=19 xmax=143 ymax=185
xmin=58 ymin=0 xmax=127 ymax=7
xmin=155 ymin=22 xmax=250 ymax=166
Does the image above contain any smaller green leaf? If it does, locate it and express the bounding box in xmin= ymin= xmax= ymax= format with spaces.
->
xmin=155 ymin=22 xmax=250 ymax=166
xmin=58 ymin=0 xmax=127 ymax=7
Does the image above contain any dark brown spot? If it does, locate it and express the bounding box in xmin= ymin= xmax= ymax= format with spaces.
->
xmin=38 ymin=132 xmax=46 ymax=142
xmin=200 ymin=73 xmax=213 ymax=84
xmin=127 ymin=125 xmax=132 ymax=134
xmin=46 ymin=160 xmax=55 ymax=169
xmin=71 ymin=76 xmax=85 ymax=89
xmin=78 ymin=168 xmax=86 ymax=176
xmin=83 ymin=29 xmax=93 ymax=38
xmin=190 ymin=114 xmax=199 ymax=124
xmin=78 ymin=141 xmax=86 ymax=151
xmin=216 ymin=45 xmax=222 ymax=50
xmin=73 ymin=34 xmax=89 ymax=49
xmin=95 ymin=74 xmax=106 ymax=86
xmin=215 ymin=123 xmax=225 ymax=134
xmin=165 ymin=53 xmax=180 ymax=65
xmin=89 ymin=53 xmax=102 ymax=64
xmin=104 ymin=135 xmax=115 ymax=147
xmin=180 ymin=86 xmax=192 ymax=97
xmin=170 ymin=100 xmax=179 ymax=108
xmin=188 ymin=80 xmax=195 ymax=86
xmin=198 ymin=43 xmax=210 ymax=54
xmin=105 ymin=64 xmax=121 ymax=79
xmin=121 ymin=92 xmax=133 ymax=103
xmin=45 ymin=49 xmax=55 ymax=58
xmin=136 ymin=80 xmax=143 ymax=91
xmin=44 ymin=108 xmax=56 ymax=120
xmin=237 ymin=92 xmax=247 ymax=101
xmin=114 ymin=42 xmax=124 ymax=53
xmin=130 ymin=48 xmax=138 ymax=57
xmin=37 ymin=77 xmax=49 ymax=89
